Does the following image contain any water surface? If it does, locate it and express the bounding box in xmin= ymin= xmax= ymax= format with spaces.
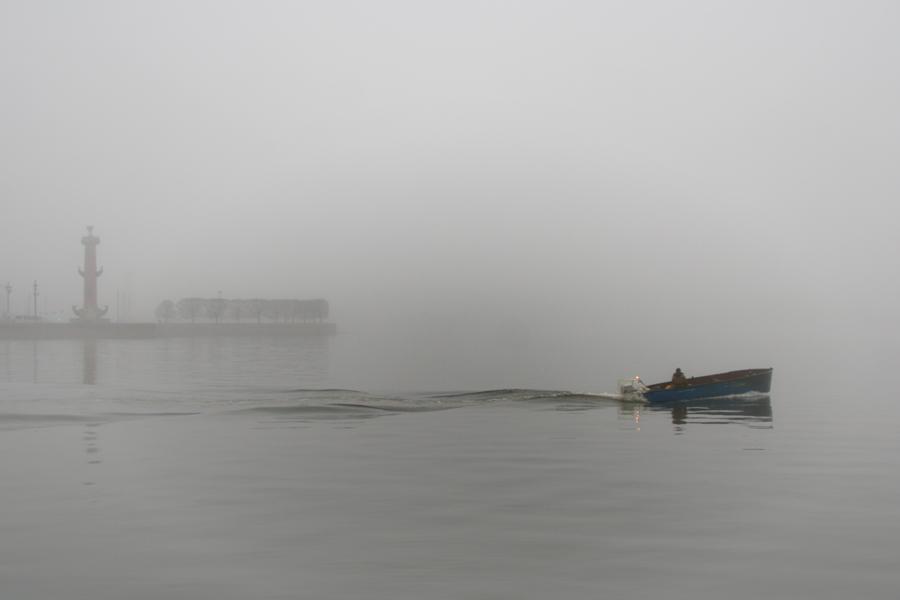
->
xmin=0 ymin=337 xmax=896 ymax=599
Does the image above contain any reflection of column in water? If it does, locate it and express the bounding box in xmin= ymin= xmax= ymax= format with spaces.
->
xmin=1 ymin=341 xmax=8 ymax=382
xmin=32 ymin=340 xmax=38 ymax=383
xmin=83 ymin=424 xmax=101 ymax=491
xmin=83 ymin=340 xmax=97 ymax=385
xmin=84 ymin=423 xmax=101 ymax=461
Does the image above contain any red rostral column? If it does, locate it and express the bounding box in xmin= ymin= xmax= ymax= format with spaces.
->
xmin=72 ymin=226 xmax=108 ymax=321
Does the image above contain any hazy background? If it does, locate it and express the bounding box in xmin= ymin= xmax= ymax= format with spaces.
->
xmin=2 ymin=1 xmax=898 ymax=390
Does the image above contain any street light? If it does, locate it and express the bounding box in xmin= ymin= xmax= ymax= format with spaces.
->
xmin=32 ymin=280 xmax=39 ymax=323
xmin=4 ymin=282 xmax=10 ymax=319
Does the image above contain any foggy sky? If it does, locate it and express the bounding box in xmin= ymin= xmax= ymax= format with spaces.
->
xmin=2 ymin=2 xmax=899 ymax=388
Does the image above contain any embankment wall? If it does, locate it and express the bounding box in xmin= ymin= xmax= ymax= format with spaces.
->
xmin=0 ymin=322 xmax=336 ymax=340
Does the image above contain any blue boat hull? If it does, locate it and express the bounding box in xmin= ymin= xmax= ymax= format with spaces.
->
xmin=640 ymin=368 xmax=773 ymax=403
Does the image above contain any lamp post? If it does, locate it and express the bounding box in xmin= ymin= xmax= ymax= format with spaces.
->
xmin=32 ymin=280 xmax=39 ymax=323
xmin=4 ymin=282 xmax=10 ymax=319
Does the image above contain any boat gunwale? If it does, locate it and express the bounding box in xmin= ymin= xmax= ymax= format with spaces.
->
xmin=646 ymin=368 xmax=773 ymax=391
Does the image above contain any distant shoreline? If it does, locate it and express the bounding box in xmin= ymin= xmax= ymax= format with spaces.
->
xmin=0 ymin=322 xmax=337 ymax=340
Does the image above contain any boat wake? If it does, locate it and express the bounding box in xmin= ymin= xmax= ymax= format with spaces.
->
xmin=216 ymin=388 xmax=628 ymax=422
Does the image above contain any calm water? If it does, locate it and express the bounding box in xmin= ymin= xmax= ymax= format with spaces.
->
xmin=0 ymin=336 xmax=897 ymax=599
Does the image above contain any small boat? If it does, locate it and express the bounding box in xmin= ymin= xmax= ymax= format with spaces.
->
xmin=618 ymin=368 xmax=773 ymax=403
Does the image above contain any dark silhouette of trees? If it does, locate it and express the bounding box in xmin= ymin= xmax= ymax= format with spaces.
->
xmin=205 ymin=297 xmax=228 ymax=323
xmin=176 ymin=297 xmax=205 ymax=323
xmin=154 ymin=300 xmax=177 ymax=323
xmin=295 ymin=299 xmax=329 ymax=322
xmin=228 ymin=299 xmax=248 ymax=323
xmin=247 ymin=299 xmax=269 ymax=324
xmin=267 ymin=299 xmax=294 ymax=323
xmin=312 ymin=299 xmax=328 ymax=322
xmin=166 ymin=297 xmax=329 ymax=323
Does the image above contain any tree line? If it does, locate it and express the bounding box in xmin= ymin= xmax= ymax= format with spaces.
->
xmin=155 ymin=298 xmax=329 ymax=324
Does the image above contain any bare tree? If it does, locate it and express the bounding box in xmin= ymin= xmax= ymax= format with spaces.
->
xmin=266 ymin=299 xmax=292 ymax=324
xmin=176 ymin=297 xmax=205 ymax=323
xmin=173 ymin=297 xmax=329 ymax=325
xmin=293 ymin=300 xmax=305 ymax=322
xmin=228 ymin=299 xmax=248 ymax=323
xmin=296 ymin=298 xmax=329 ymax=322
xmin=205 ymin=297 xmax=227 ymax=323
xmin=286 ymin=299 xmax=300 ymax=323
xmin=246 ymin=298 xmax=269 ymax=324
xmin=296 ymin=299 xmax=313 ymax=322
xmin=154 ymin=299 xmax=177 ymax=323
xmin=312 ymin=298 xmax=329 ymax=322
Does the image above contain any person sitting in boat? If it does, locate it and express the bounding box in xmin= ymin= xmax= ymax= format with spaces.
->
xmin=671 ymin=368 xmax=688 ymax=388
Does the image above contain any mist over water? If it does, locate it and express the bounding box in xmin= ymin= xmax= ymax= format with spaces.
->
xmin=2 ymin=2 xmax=900 ymax=598
xmin=1 ymin=337 xmax=898 ymax=599
xmin=2 ymin=2 xmax=898 ymax=361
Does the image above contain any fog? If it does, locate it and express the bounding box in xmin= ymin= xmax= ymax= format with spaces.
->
xmin=2 ymin=2 xmax=899 ymax=390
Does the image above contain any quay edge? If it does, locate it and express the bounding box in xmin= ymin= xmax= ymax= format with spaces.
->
xmin=0 ymin=322 xmax=337 ymax=340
